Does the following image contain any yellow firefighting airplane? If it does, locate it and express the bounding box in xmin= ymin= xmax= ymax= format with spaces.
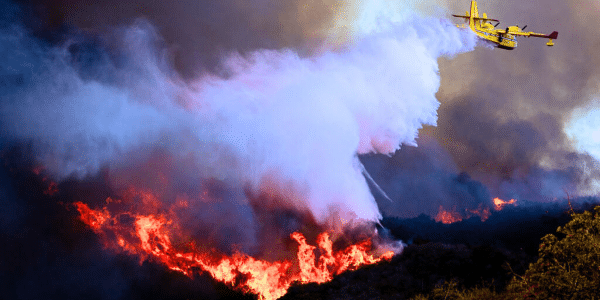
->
xmin=452 ymin=0 xmax=558 ymax=49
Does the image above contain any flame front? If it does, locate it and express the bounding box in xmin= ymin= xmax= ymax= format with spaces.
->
xmin=435 ymin=204 xmax=491 ymax=224
xmin=434 ymin=205 xmax=463 ymax=224
xmin=434 ymin=198 xmax=516 ymax=224
xmin=73 ymin=190 xmax=393 ymax=300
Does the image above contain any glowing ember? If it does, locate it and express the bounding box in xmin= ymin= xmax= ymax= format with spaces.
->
xmin=493 ymin=197 xmax=517 ymax=211
xmin=32 ymin=167 xmax=59 ymax=196
xmin=435 ymin=205 xmax=463 ymax=224
xmin=467 ymin=204 xmax=491 ymax=222
xmin=73 ymin=191 xmax=394 ymax=300
xmin=43 ymin=180 xmax=59 ymax=195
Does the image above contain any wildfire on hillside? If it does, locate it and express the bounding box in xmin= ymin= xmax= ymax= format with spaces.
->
xmin=434 ymin=204 xmax=491 ymax=224
xmin=434 ymin=206 xmax=463 ymax=224
xmin=73 ymin=188 xmax=394 ymax=300
xmin=435 ymin=198 xmax=517 ymax=224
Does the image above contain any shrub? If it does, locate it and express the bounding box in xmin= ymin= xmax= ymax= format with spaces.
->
xmin=507 ymin=206 xmax=600 ymax=299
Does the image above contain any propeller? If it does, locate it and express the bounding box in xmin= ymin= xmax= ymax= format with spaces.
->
xmin=522 ymin=25 xmax=528 ymax=30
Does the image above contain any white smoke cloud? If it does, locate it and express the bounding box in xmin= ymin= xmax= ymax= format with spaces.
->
xmin=0 ymin=14 xmax=475 ymax=225
xmin=565 ymin=98 xmax=600 ymax=195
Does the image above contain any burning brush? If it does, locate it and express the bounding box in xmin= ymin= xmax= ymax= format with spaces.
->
xmin=434 ymin=198 xmax=516 ymax=225
xmin=74 ymin=189 xmax=394 ymax=300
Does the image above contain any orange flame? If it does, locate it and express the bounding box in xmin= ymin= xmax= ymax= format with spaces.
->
xmin=435 ymin=204 xmax=492 ymax=224
xmin=73 ymin=191 xmax=393 ymax=300
xmin=493 ymin=197 xmax=516 ymax=211
xmin=434 ymin=205 xmax=463 ymax=224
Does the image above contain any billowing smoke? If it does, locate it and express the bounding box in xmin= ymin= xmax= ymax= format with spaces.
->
xmin=0 ymin=0 xmax=475 ymax=241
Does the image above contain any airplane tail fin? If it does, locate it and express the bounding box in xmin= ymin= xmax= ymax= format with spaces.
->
xmin=548 ymin=31 xmax=558 ymax=39
xmin=469 ymin=0 xmax=479 ymax=27
xmin=470 ymin=0 xmax=479 ymax=18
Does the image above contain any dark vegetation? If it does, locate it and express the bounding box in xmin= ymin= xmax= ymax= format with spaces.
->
xmin=281 ymin=242 xmax=518 ymax=300
xmin=283 ymin=201 xmax=600 ymax=300
xmin=381 ymin=203 xmax=576 ymax=256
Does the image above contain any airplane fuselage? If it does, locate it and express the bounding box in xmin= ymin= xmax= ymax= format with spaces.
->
xmin=465 ymin=1 xmax=517 ymax=49
xmin=460 ymin=23 xmax=517 ymax=49
xmin=453 ymin=1 xmax=557 ymax=50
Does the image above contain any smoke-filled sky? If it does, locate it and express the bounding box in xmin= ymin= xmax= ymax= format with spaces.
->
xmin=443 ymin=0 xmax=600 ymax=197
xmin=364 ymin=0 xmax=600 ymax=218
xmin=1 ymin=0 xmax=599 ymax=231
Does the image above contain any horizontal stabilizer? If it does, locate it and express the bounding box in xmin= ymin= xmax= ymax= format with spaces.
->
xmin=530 ymin=31 xmax=559 ymax=39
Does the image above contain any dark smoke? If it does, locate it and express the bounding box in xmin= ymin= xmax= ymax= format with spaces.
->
xmin=16 ymin=0 xmax=348 ymax=78
xmin=361 ymin=134 xmax=492 ymax=218
xmin=435 ymin=0 xmax=600 ymax=195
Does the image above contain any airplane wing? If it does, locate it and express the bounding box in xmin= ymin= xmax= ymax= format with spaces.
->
xmin=451 ymin=14 xmax=500 ymax=22
xmin=473 ymin=17 xmax=500 ymax=22
xmin=451 ymin=14 xmax=470 ymax=19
